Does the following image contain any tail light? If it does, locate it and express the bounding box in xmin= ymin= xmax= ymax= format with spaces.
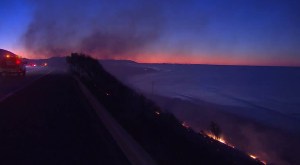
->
xmin=16 ymin=59 xmax=21 ymax=65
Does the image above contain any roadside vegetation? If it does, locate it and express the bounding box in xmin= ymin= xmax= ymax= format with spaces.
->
xmin=66 ymin=53 xmax=263 ymax=165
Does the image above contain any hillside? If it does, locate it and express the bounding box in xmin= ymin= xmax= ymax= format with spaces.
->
xmin=67 ymin=53 xmax=265 ymax=165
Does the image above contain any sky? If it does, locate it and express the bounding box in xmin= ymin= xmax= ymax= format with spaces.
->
xmin=1 ymin=0 xmax=300 ymax=66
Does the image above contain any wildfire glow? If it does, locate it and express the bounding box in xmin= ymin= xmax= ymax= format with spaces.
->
xmin=248 ymin=154 xmax=267 ymax=165
xmin=170 ymin=121 xmax=267 ymax=164
xmin=249 ymin=154 xmax=257 ymax=159
xmin=218 ymin=138 xmax=226 ymax=144
xmin=204 ymin=132 xmax=230 ymax=146
xmin=181 ymin=122 xmax=189 ymax=129
xmin=203 ymin=131 xmax=267 ymax=164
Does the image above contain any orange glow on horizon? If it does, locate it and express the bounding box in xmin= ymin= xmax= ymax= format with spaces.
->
xmin=9 ymin=48 xmax=300 ymax=67
xmin=130 ymin=53 xmax=300 ymax=67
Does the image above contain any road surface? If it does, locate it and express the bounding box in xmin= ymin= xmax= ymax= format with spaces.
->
xmin=0 ymin=66 xmax=130 ymax=165
xmin=0 ymin=66 xmax=51 ymax=101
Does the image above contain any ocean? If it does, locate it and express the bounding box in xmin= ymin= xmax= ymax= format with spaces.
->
xmin=101 ymin=60 xmax=300 ymax=164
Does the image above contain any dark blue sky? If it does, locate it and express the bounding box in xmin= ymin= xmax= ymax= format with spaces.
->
xmin=1 ymin=0 xmax=300 ymax=66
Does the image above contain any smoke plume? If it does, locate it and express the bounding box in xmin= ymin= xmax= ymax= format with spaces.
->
xmin=23 ymin=0 xmax=167 ymax=58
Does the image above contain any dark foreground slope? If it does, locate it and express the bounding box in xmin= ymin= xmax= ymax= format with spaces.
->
xmin=67 ymin=53 xmax=264 ymax=165
xmin=0 ymin=72 xmax=130 ymax=165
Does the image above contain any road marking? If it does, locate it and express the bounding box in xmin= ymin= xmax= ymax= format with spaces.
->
xmin=75 ymin=77 xmax=157 ymax=165
xmin=0 ymin=70 xmax=53 ymax=103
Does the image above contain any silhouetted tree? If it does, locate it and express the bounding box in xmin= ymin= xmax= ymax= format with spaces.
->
xmin=210 ymin=121 xmax=222 ymax=140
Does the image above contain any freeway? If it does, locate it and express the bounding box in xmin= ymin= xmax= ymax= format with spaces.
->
xmin=0 ymin=65 xmax=130 ymax=165
xmin=0 ymin=66 xmax=51 ymax=102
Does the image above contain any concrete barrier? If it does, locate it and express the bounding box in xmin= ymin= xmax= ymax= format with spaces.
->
xmin=75 ymin=77 xmax=157 ymax=165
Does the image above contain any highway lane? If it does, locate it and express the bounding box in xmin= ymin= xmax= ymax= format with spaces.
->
xmin=0 ymin=66 xmax=52 ymax=102
xmin=0 ymin=69 xmax=130 ymax=165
